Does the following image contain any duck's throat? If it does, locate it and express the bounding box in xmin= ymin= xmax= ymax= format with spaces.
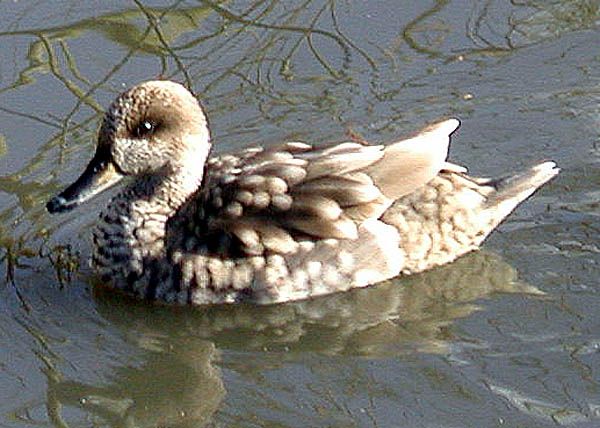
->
xmin=91 ymin=166 xmax=203 ymax=291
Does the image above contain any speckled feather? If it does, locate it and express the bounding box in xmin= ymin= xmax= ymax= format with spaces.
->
xmin=47 ymin=80 xmax=559 ymax=305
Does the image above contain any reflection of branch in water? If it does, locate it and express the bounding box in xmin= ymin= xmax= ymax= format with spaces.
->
xmin=467 ymin=0 xmax=507 ymax=49
xmin=133 ymin=0 xmax=194 ymax=86
xmin=305 ymin=0 xmax=348 ymax=78
xmin=463 ymin=1 xmax=598 ymax=59
xmin=0 ymin=105 xmax=60 ymax=129
xmin=200 ymin=0 xmax=375 ymax=83
xmin=403 ymin=0 xmax=451 ymax=57
xmin=404 ymin=0 xmax=512 ymax=62
xmin=328 ymin=0 xmax=377 ymax=71
xmin=508 ymin=0 xmax=600 ymax=44
xmin=0 ymin=3 xmax=217 ymax=121
xmin=37 ymin=33 xmax=104 ymax=113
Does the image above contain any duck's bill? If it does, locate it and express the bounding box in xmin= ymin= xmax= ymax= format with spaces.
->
xmin=46 ymin=150 xmax=124 ymax=214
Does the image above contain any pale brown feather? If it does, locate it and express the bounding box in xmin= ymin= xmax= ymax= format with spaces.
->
xmin=364 ymin=119 xmax=459 ymax=199
xmin=198 ymin=121 xmax=460 ymax=252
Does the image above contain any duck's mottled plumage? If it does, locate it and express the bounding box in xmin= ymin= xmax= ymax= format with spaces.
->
xmin=46 ymin=80 xmax=559 ymax=305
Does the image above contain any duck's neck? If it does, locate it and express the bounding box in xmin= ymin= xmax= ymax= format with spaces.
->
xmin=92 ymin=144 xmax=210 ymax=285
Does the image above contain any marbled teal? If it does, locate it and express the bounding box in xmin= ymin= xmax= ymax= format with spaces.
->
xmin=46 ymin=80 xmax=559 ymax=305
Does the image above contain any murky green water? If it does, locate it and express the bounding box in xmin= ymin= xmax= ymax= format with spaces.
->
xmin=1 ymin=1 xmax=599 ymax=426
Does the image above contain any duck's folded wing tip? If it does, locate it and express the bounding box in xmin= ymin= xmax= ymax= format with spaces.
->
xmin=425 ymin=118 xmax=461 ymax=135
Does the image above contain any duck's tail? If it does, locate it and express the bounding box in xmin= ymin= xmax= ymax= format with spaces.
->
xmin=378 ymin=161 xmax=559 ymax=276
xmin=480 ymin=161 xmax=559 ymax=229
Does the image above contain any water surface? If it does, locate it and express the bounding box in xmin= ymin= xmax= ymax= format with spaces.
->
xmin=0 ymin=1 xmax=599 ymax=426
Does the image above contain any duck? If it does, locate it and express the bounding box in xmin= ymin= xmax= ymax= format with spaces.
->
xmin=46 ymin=80 xmax=559 ymax=305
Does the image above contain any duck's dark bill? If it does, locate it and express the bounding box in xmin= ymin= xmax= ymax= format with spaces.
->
xmin=46 ymin=153 xmax=124 ymax=214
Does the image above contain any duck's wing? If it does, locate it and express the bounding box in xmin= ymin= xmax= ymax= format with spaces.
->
xmin=195 ymin=119 xmax=458 ymax=256
xmin=363 ymin=118 xmax=459 ymax=199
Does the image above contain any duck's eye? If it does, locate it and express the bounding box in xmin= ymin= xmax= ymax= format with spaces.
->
xmin=132 ymin=120 xmax=157 ymax=138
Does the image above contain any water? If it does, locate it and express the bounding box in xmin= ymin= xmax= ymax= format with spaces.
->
xmin=0 ymin=0 xmax=599 ymax=426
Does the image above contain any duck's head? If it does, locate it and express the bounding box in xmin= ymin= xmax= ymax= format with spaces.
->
xmin=46 ymin=80 xmax=211 ymax=214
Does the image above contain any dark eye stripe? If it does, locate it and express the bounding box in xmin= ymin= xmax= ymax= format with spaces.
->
xmin=132 ymin=120 xmax=157 ymax=138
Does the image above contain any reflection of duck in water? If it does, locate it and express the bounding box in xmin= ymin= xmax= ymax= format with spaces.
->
xmin=42 ymin=250 xmax=541 ymax=427
xmin=94 ymin=249 xmax=544 ymax=356
xmin=47 ymin=334 xmax=223 ymax=428
xmin=47 ymin=80 xmax=558 ymax=305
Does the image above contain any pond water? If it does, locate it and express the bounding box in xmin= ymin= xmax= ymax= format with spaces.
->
xmin=0 ymin=1 xmax=599 ymax=427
